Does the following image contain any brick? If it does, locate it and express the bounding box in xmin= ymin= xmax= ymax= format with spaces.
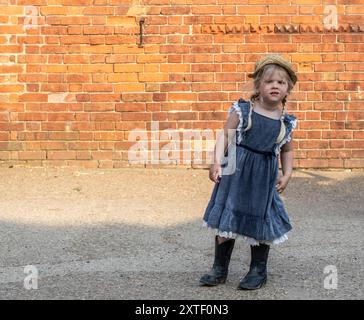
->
xmin=299 ymin=141 xmax=329 ymax=149
xmin=298 ymin=159 xmax=329 ymax=169
xmin=83 ymin=7 xmax=114 ymax=15
xmin=41 ymin=84 xmax=68 ymax=92
xmin=107 ymin=17 xmax=135 ymax=25
xmin=90 ymin=151 xmax=113 ymax=160
xmin=76 ymin=151 xmax=91 ymax=160
xmin=114 ymin=84 xmax=145 ymax=92
xmin=198 ymin=112 xmax=226 ymax=121
xmin=89 ymin=112 xmax=120 ymax=121
xmin=122 ymin=93 xmax=153 ymax=102
xmin=0 ymin=26 xmax=24 ymax=34
xmin=48 ymin=132 xmax=79 ymax=140
xmin=66 ymin=74 xmax=91 ymax=82
xmin=345 ymin=140 xmax=364 ymax=149
xmin=82 ymin=65 xmax=113 ymax=73
xmin=159 ymin=5 xmax=189 ymax=15
xmin=344 ymin=159 xmax=364 ymax=168
xmin=138 ymin=73 xmax=169 ymax=82
xmin=137 ymin=55 xmax=168 ymax=64
xmin=41 ymin=122 xmax=67 ymax=131
xmin=84 ymin=84 xmax=113 ymax=92
xmin=267 ymin=6 xmax=295 ymax=14
xmin=0 ymin=45 xmax=23 ymax=53
xmin=94 ymin=132 xmax=123 ymax=141
xmin=107 ymin=73 xmax=138 ymax=82
xmin=42 ymin=65 xmax=67 ymax=73
xmin=160 ymin=64 xmax=190 ymax=73
xmin=47 ymin=16 xmax=91 ymax=25
xmin=167 ymin=93 xmax=198 ymax=102
xmin=90 ymin=94 xmax=120 ymax=102
xmin=40 ymin=142 xmax=67 ymax=150
xmin=114 ymin=64 xmax=143 ymax=73
xmin=351 ymin=150 xmax=364 ymax=158
xmin=47 ymin=113 xmax=75 ymax=121
xmin=0 ymin=132 xmax=9 ymax=141
xmin=115 ymin=103 xmax=145 ymax=112
xmin=345 ymin=121 xmax=364 ymax=130
xmin=191 ymin=6 xmax=221 ymax=15
xmin=62 ymin=0 xmax=93 ymax=5
xmin=47 ymin=151 xmax=77 ymax=160
xmin=19 ymin=94 xmax=48 ymax=102
xmin=160 ymin=26 xmax=190 ymax=34
xmin=198 ymin=92 xmax=229 ymax=101
xmin=292 ymin=54 xmax=321 ymax=62
xmin=18 ymin=152 xmax=46 ymax=160
xmin=322 ymin=150 xmax=351 ymax=159
xmin=40 ymin=7 xmax=67 ymax=15
xmin=0 ymin=85 xmax=24 ymax=93
xmin=144 ymin=64 xmax=159 ymax=73
xmin=61 ymin=36 xmax=90 ymax=44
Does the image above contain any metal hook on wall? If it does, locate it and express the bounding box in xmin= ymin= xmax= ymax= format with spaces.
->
xmin=138 ymin=17 xmax=145 ymax=48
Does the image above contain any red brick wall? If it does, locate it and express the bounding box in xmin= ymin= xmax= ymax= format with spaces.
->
xmin=0 ymin=0 xmax=363 ymax=169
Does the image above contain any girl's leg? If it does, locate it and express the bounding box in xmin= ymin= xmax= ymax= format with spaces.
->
xmin=217 ymin=235 xmax=232 ymax=244
xmin=199 ymin=235 xmax=235 ymax=286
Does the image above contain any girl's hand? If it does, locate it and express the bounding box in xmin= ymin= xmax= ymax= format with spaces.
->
xmin=276 ymin=175 xmax=290 ymax=193
xmin=209 ymin=163 xmax=222 ymax=183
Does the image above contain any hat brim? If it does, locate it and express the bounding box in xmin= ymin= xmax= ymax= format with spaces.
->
xmin=247 ymin=67 xmax=297 ymax=84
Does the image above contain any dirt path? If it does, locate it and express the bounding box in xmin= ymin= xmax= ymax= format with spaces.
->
xmin=0 ymin=167 xmax=363 ymax=299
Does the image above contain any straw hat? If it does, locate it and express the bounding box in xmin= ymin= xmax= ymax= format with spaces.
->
xmin=247 ymin=54 xmax=297 ymax=85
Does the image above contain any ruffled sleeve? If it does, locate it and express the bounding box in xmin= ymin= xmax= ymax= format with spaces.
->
xmin=227 ymin=101 xmax=243 ymax=144
xmin=227 ymin=98 xmax=250 ymax=145
xmin=274 ymin=113 xmax=298 ymax=156
xmin=284 ymin=113 xmax=297 ymax=142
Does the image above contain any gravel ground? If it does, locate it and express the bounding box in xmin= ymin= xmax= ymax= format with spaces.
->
xmin=0 ymin=167 xmax=363 ymax=300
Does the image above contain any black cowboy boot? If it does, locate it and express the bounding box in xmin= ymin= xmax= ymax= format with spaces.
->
xmin=199 ymin=236 xmax=235 ymax=286
xmin=238 ymin=243 xmax=270 ymax=290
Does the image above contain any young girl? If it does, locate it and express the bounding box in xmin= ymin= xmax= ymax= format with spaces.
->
xmin=200 ymin=54 xmax=298 ymax=290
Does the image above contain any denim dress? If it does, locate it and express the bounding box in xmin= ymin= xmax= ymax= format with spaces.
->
xmin=202 ymin=98 xmax=298 ymax=245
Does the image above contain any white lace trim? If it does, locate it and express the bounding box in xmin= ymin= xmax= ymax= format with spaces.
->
xmin=228 ymin=101 xmax=244 ymax=145
xmin=202 ymin=221 xmax=288 ymax=246
xmin=274 ymin=117 xmax=298 ymax=156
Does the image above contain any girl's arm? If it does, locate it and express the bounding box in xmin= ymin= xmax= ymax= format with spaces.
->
xmin=214 ymin=111 xmax=240 ymax=165
xmin=276 ymin=136 xmax=294 ymax=193
xmin=280 ymin=137 xmax=294 ymax=177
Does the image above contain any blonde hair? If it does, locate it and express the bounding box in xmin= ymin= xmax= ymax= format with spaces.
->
xmin=245 ymin=64 xmax=294 ymax=144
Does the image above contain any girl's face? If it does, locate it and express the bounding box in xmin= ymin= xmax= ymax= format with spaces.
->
xmin=258 ymin=69 xmax=289 ymax=105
